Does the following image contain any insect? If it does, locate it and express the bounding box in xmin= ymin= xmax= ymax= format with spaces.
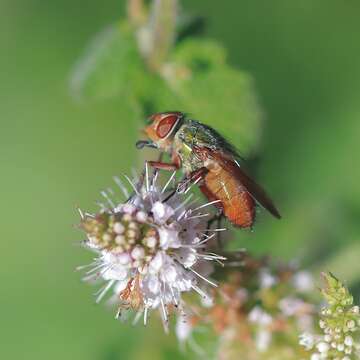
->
xmin=136 ymin=111 xmax=280 ymax=228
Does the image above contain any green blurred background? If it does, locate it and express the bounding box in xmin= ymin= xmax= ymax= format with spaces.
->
xmin=1 ymin=0 xmax=360 ymax=359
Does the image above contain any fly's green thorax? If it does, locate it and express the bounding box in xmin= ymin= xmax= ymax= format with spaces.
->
xmin=173 ymin=119 xmax=238 ymax=175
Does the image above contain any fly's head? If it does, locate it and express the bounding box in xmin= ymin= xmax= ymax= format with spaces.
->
xmin=136 ymin=112 xmax=185 ymax=152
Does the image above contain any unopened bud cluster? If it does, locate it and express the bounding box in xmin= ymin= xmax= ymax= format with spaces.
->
xmin=81 ymin=205 xmax=159 ymax=271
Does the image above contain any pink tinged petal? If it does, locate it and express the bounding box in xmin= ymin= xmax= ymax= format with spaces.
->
xmin=131 ymin=246 xmax=145 ymax=260
xmin=201 ymin=295 xmax=214 ymax=308
xmin=178 ymin=248 xmax=197 ymax=268
xmin=256 ymin=330 xmax=272 ymax=352
xmin=163 ymin=265 xmax=178 ymax=283
xmin=299 ymin=332 xmax=315 ymax=350
xmin=136 ymin=211 xmax=148 ymax=223
xmin=259 ymin=269 xmax=277 ymax=288
xmin=117 ymin=252 xmax=132 ymax=265
xmin=103 ymin=266 xmax=128 ymax=281
xmin=292 ymin=271 xmax=314 ymax=292
xmin=152 ymin=201 xmax=174 ymax=224
xmin=177 ymin=278 xmax=193 ymax=292
xmin=158 ymin=228 xmax=180 ymax=249
xmin=248 ymin=306 xmax=273 ymax=326
xmin=149 ymin=252 xmax=164 ymax=274
xmin=176 ymin=318 xmax=192 ymax=342
xmin=122 ymin=204 xmax=137 ymax=214
xmin=147 ymin=276 xmax=160 ymax=294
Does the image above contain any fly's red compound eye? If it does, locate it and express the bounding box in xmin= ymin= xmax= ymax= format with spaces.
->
xmin=156 ymin=114 xmax=180 ymax=138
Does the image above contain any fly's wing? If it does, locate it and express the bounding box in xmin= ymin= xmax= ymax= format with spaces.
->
xmin=193 ymin=145 xmax=281 ymax=219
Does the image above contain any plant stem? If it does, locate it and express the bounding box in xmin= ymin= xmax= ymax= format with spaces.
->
xmin=131 ymin=0 xmax=178 ymax=72
xmin=127 ymin=0 xmax=147 ymax=27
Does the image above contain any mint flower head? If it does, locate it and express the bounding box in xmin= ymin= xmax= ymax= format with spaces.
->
xmin=300 ymin=272 xmax=360 ymax=359
xmin=77 ymin=167 xmax=225 ymax=331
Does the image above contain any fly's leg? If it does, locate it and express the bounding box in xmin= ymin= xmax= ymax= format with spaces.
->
xmin=163 ymin=167 xmax=208 ymax=203
xmin=176 ymin=167 xmax=208 ymax=194
xmin=139 ymin=155 xmax=164 ymax=189
xmin=146 ymin=161 xmax=179 ymax=171
xmin=216 ymin=213 xmax=225 ymax=248
xmin=146 ymin=160 xmax=180 ymax=203
xmin=206 ymin=210 xmax=225 ymax=248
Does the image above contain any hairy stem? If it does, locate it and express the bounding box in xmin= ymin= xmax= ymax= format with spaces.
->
xmin=132 ymin=0 xmax=178 ymax=72
xmin=127 ymin=0 xmax=147 ymax=27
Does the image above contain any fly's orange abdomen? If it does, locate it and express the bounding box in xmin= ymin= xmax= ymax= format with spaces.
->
xmin=200 ymin=163 xmax=256 ymax=228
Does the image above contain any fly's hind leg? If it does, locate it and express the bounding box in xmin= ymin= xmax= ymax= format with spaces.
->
xmin=176 ymin=167 xmax=208 ymax=194
xmin=206 ymin=210 xmax=225 ymax=249
xmin=163 ymin=167 xmax=208 ymax=204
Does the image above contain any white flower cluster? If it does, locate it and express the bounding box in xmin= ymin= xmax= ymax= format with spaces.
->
xmin=299 ymin=273 xmax=360 ymax=360
xmin=78 ymin=168 xmax=224 ymax=330
xmin=300 ymin=309 xmax=360 ymax=360
xmin=248 ymin=306 xmax=273 ymax=352
xmin=246 ymin=268 xmax=315 ymax=353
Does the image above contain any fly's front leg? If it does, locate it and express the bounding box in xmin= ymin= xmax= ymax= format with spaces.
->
xmin=146 ymin=160 xmax=181 ymax=203
xmin=177 ymin=167 xmax=208 ymax=194
xmin=146 ymin=161 xmax=179 ymax=171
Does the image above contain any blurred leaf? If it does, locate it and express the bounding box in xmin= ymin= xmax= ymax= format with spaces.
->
xmin=317 ymin=242 xmax=360 ymax=287
xmin=70 ymin=22 xmax=144 ymax=100
xmin=160 ymin=39 xmax=263 ymax=155
xmin=176 ymin=14 xmax=206 ymax=43
xmin=171 ymin=39 xmax=226 ymax=68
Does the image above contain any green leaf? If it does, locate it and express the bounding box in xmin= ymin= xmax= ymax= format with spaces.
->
xmin=70 ymin=22 xmax=144 ymax=100
xmin=158 ymin=39 xmax=263 ymax=155
xmin=171 ymin=39 xmax=226 ymax=69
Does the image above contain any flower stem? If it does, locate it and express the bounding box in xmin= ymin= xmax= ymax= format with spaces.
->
xmin=130 ymin=0 xmax=178 ymax=72
xmin=127 ymin=0 xmax=147 ymax=27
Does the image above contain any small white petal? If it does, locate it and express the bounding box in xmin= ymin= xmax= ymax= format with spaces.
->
xmin=131 ymin=246 xmax=145 ymax=260
xmin=299 ymin=332 xmax=315 ymax=350
xmin=152 ymin=201 xmax=174 ymax=223
xmin=122 ymin=204 xmax=136 ymax=214
xmin=292 ymin=271 xmax=314 ymax=292
xmin=344 ymin=336 xmax=353 ymax=347
xmin=149 ymin=252 xmax=164 ymax=274
xmin=201 ymin=295 xmax=214 ymax=308
xmin=279 ymin=297 xmax=305 ymax=317
xmin=317 ymin=342 xmax=329 ymax=353
xmin=147 ymin=276 xmax=160 ymax=294
xmin=103 ymin=266 xmax=128 ymax=281
xmin=145 ymin=236 xmax=157 ymax=248
xmin=259 ymin=269 xmax=277 ymax=289
xmin=163 ymin=265 xmax=178 ymax=283
xmin=136 ymin=211 xmax=148 ymax=222
xmin=255 ymin=329 xmax=271 ymax=352
xmin=176 ymin=317 xmax=192 ymax=342
xmin=249 ymin=307 xmax=272 ymax=326
xmin=158 ymin=228 xmax=180 ymax=249
xmin=177 ymin=248 xmax=197 ymax=268
xmin=118 ymin=252 xmax=131 ymax=265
